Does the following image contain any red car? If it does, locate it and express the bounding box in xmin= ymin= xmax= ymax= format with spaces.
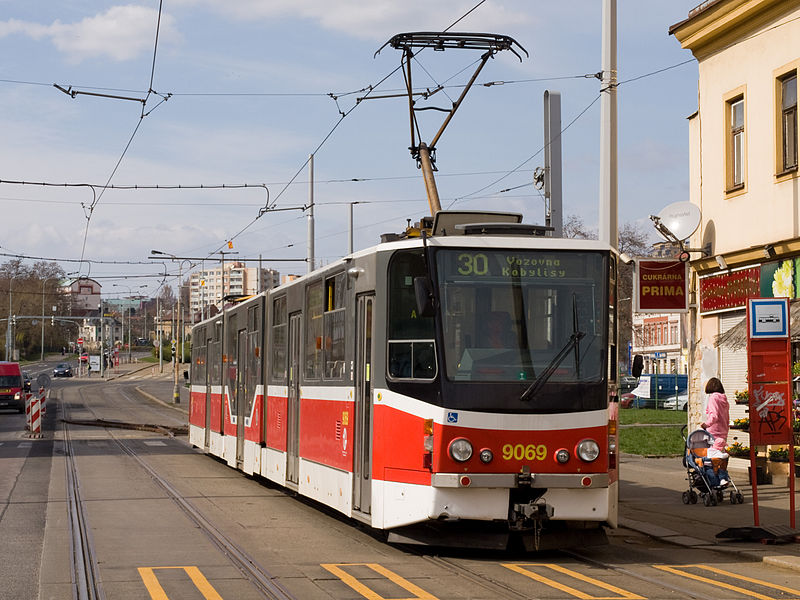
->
xmin=619 ymin=393 xmax=636 ymax=408
xmin=80 ymin=351 xmax=89 ymax=363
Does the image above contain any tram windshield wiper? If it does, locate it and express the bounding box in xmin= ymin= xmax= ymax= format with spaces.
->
xmin=520 ymin=294 xmax=584 ymax=402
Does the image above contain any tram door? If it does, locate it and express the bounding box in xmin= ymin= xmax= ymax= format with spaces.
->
xmin=353 ymin=295 xmax=374 ymax=514
xmin=204 ymin=339 xmax=211 ymax=449
xmin=236 ymin=329 xmax=248 ymax=465
xmin=286 ymin=313 xmax=301 ymax=486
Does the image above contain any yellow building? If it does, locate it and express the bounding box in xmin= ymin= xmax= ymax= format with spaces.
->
xmin=671 ymin=0 xmax=800 ymax=432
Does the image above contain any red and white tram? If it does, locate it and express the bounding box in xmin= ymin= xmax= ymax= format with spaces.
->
xmin=189 ymin=211 xmax=620 ymax=549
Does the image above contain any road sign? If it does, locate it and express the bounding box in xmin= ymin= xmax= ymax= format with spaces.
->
xmin=653 ymin=351 xmax=667 ymax=358
xmin=77 ymin=337 xmax=84 ymax=345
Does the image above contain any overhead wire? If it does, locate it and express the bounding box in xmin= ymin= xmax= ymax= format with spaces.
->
xmin=450 ymin=55 xmax=697 ymax=207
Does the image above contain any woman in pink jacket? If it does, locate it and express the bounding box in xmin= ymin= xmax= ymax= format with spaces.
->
xmin=701 ymin=377 xmax=731 ymax=485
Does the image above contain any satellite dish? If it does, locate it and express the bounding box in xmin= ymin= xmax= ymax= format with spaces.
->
xmin=654 ymin=201 xmax=701 ymax=242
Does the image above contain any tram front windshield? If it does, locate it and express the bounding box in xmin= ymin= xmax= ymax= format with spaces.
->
xmin=436 ymin=249 xmax=607 ymax=386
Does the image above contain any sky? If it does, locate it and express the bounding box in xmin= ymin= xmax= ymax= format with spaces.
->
xmin=0 ymin=1 xmax=702 ymax=299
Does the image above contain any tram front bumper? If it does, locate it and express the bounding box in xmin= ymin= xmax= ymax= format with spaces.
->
xmin=431 ymin=472 xmax=609 ymax=489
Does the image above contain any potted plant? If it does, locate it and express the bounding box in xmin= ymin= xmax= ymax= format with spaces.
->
xmin=731 ymin=418 xmax=749 ymax=431
xmin=769 ymin=447 xmax=789 ymax=462
xmin=734 ymin=390 xmax=749 ymax=405
xmin=726 ymin=442 xmax=750 ymax=458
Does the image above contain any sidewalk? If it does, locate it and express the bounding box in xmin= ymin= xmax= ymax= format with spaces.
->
xmin=619 ymin=453 xmax=800 ymax=570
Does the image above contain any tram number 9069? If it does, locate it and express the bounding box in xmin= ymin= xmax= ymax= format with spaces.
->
xmin=502 ymin=444 xmax=547 ymax=461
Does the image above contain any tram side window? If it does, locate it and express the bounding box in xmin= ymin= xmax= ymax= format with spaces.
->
xmin=226 ymin=313 xmax=239 ymax=410
xmin=305 ymin=281 xmax=323 ymax=380
xmin=324 ymin=272 xmax=346 ymax=380
xmin=387 ymin=250 xmax=436 ymax=380
xmin=191 ymin=326 xmax=206 ymax=386
xmin=271 ymin=296 xmax=287 ymax=383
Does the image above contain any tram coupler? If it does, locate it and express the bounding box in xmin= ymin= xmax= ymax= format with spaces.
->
xmin=510 ymin=501 xmax=553 ymax=530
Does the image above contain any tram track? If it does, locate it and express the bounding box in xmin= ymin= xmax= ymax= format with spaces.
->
xmin=562 ymin=548 xmax=719 ymax=600
xmin=414 ymin=544 xmax=724 ymax=600
xmin=60 ymin=391 xmax=106 ymax=600
xmin=61 ymin=383 xmax=299 ymax=600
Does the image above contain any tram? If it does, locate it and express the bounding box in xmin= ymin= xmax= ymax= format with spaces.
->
xmin=189 ymin=211 xmax=620 ymax=550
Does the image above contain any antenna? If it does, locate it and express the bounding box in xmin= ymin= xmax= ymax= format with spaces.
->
xmin=649 ymin=201 xmax=705 ymax=262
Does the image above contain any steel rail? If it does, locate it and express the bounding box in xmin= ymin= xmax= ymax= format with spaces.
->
xmin=562 ymin=548 xmax=718 ymax=600
xmin=113 ymin=438 xmax=297 ymax=600
xmin=421 ymin=555 xmax=530 ymax=600
xmin=61 ymin=395 xmax=106 ymax=600
xmin=74 ymin=384 xmax=298 ymax=600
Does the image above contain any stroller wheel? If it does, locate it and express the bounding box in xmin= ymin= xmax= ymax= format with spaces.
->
xmin=682 ymin=491 xmax=690 ymax=504
xmin=703 ymin=494 xmax=712 ymax=506
xmin=736 ymin=492 xmax=745 ymax=504
xmin=689 ymin=491 xmax=698 ymax=504
xmin=716 ymin=490 xmax=724 ymax=503
xmin=729 ymin=492 xmax=737 ymax=504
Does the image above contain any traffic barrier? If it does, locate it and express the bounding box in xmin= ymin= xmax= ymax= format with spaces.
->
xmin=39 ymin=389 xmax=46 ymax=415
xmin=25 ymin=392 xmax=32 ymax=430
xmin=29 ymin=394 xmax=41 ymax=435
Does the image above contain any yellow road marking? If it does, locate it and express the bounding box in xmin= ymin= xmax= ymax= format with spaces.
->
xmin=503 ymin=563 xmax=645 ymax=600
xmin=321 ymin=563 xmax=438 ymax=600
xmin=138 ymin=566 xmax=223 ymax=600
xmin=654 ymin=564 xmax=800 ymax=599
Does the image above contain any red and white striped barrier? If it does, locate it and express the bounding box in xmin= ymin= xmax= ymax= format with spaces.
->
xmin=29 ymin=394 xmax=41 ymax=435
xmin=25 ymin=392 xmax=32 ymax=430
xmin=39 ymin=389 xmax=46 ymax=416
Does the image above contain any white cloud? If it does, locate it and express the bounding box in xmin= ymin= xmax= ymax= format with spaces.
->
xmin=176 ymin=0 xmax=531 ymax=41
xmin=0 ymin=5 xmax=178 ymax=63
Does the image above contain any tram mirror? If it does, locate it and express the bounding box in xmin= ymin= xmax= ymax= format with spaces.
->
xmin=414 ymin=277 xmax=435 ymax=318
xmin=631 ymin=355 xmax=644 ymax=378
xmin=183 ymin=370 xmax=189 ymax=381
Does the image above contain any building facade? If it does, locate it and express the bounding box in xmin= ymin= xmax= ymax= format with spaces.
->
xmin=188 ymin=263 xmax=280 ymax=319
xmin=671 ymin=0 xmax=800 ymax=437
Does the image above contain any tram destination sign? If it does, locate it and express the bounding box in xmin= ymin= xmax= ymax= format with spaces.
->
xmin=634 ymin=258 xmax=688 ymax=314
xmin=443 ymin=250 xmax=601 ymax=280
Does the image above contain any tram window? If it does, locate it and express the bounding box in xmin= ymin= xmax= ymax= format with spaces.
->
xmin=388 ymin=341 xmax=437 ymax=379
xmin=324 ymin=272 xmax=346 ymax=380
xmin=225 ymin=313 xmax=239 ymax=411
xmin=271 ymin=296 xmax=287 ymax=383
xmin=387 ymin=250 xmax=437 ymax=381
xmin=304 ymin=280 xmax=323 ymax=380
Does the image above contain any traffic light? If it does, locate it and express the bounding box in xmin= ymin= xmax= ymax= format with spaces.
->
xmin=11 ymin=315 xmax=15 ymax=326
xmin=51 ymin=315 xmax=55 ymax=325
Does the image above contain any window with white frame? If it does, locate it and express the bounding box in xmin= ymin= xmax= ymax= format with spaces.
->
xmin=728 ymin=97 xmax=745 ymax=190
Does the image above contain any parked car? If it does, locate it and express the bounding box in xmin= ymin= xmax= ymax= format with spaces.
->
xmin=619 ymin=392 xmax=636 ymax=408
xmin=0 ymin=362 xmax=25 ymax=412
xmin=53 ymin=363 xmax=73 ymax=377
xmin=619 ymin=376 xmax=639 ymax=393
xmin=662 ymin=393 xmax=689 ymax=411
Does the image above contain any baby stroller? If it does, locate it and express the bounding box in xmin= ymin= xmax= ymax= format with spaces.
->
xmin=681 ymin=426 xmax=745 ymax=506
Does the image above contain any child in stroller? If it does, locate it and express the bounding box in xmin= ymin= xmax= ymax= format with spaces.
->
xmin=682 ymin=427 xmax=745 ymax=506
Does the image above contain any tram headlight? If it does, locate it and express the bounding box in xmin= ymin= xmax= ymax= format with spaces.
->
xmin=448 ymin=438 xmax=473 ymax=462
xmin=555 ymin=448 xmax=570 ymax=464
xmin=479 ymin=448 xmax=493 ymax=464
xmin=576 ymin=439 xmax=600 ymax=462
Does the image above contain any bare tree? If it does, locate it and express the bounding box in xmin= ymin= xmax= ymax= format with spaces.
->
xmin=562 ymin=216 xmax=654 ymax=377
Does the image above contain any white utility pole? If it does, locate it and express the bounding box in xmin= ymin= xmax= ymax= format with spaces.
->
xmin=307 ymin=154 xmax=315 ymax=273
xmin=599 ymin=0 xmax=618 ymax=249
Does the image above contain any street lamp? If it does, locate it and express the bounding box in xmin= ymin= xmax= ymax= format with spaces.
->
xmin=41 ymin=276 xmax=61 ymax=362
xmin=113 ymin=283 xmax=146 ymax=363
xmin=151 ymin=250 xmax=193 ymax=404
